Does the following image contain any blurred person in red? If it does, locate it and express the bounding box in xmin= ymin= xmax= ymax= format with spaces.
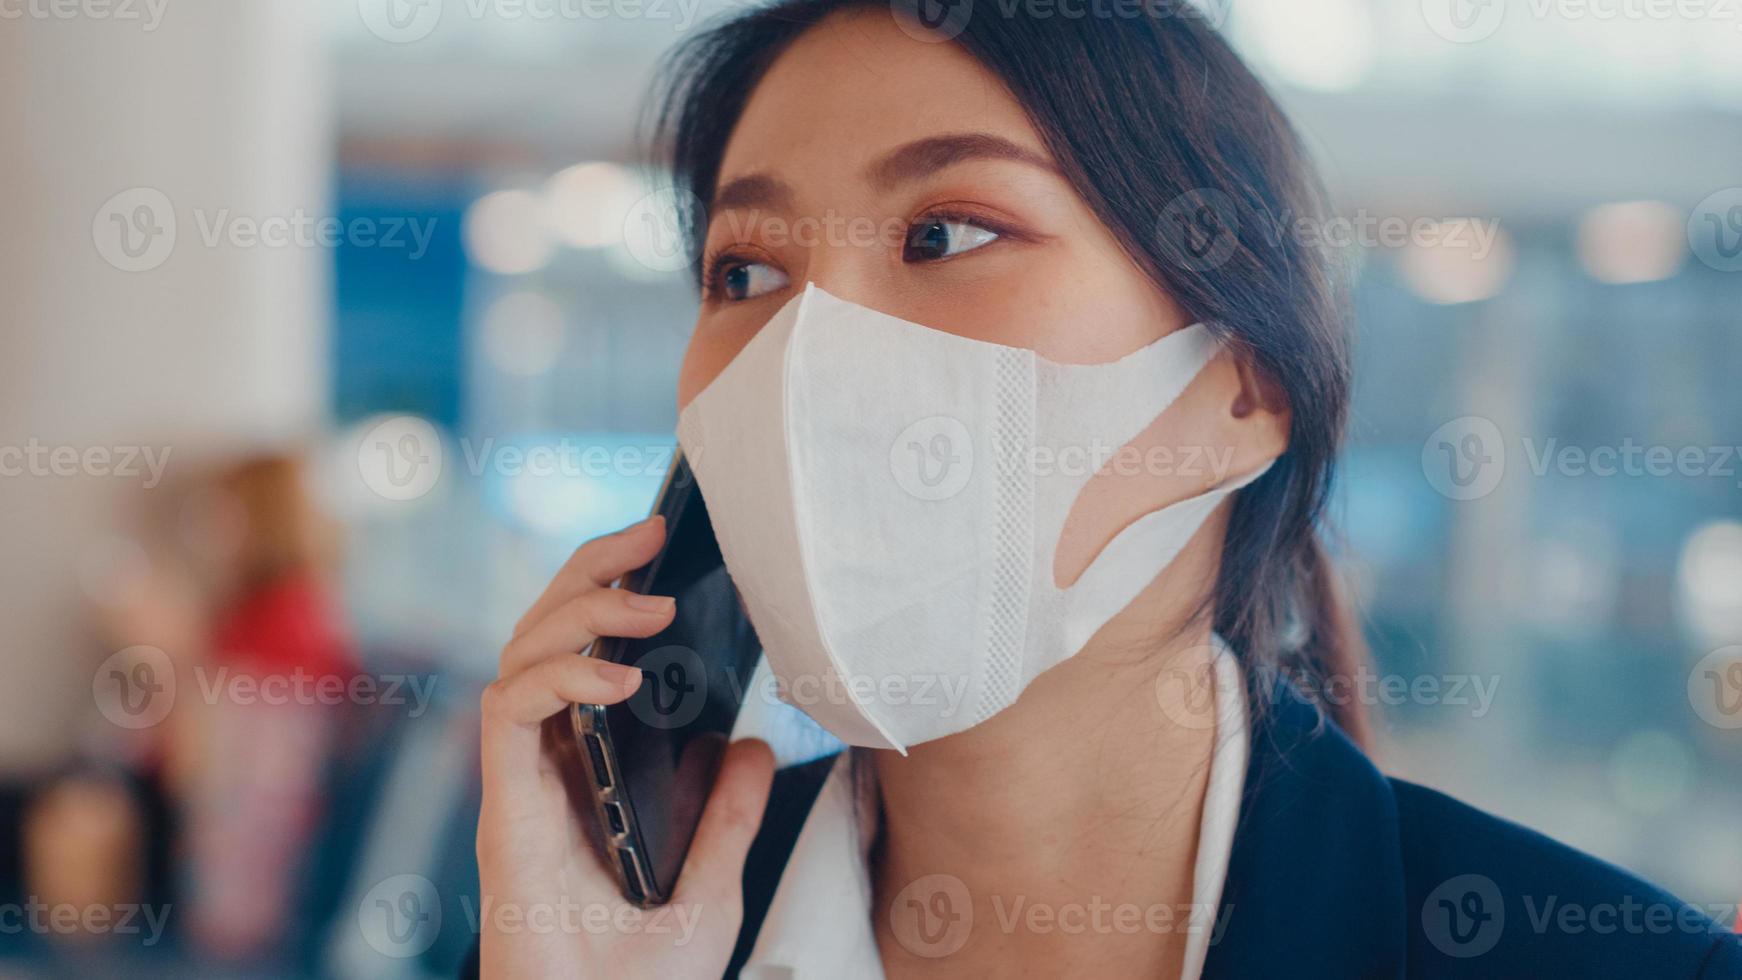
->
xmin=174 ymin=452 xmax=358 ymax=960
xmin=24 ymin=451 xmax=358 ymax=961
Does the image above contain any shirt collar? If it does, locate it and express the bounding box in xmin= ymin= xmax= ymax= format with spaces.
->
xmin=741 ymin=638 xmax=1250 ymax=980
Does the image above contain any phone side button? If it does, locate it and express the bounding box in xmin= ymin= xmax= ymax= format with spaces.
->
xmin=602 ymin=801 xmax=627 ymax=836
xmin=583 ymin=733 xmax=612 ymax=789
xmin=616 ymin=848 xmax=646 ymax=904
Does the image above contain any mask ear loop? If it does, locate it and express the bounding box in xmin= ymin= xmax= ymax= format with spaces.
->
xmin=1050 ymin=459 xmax=1273 ymax=657
xmin=1026 ymin=323 xmax=1224 ymax=583
xmin=1028 ymin=325 xmax=1222 ymax=530
xmin=1009 ymin=325 xmax=1228 ymax=683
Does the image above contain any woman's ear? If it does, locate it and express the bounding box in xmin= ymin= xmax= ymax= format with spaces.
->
xmin=1227 ymin=354 xmax=1290 ymax=478
xmin=1052 ymin=349 xmax=1289 ymax=588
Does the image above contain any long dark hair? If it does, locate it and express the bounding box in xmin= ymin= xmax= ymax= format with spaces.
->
xmin=652 ymin=0 xmax=1370 ymax=746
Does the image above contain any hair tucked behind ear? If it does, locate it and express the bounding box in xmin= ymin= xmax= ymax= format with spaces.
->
xmin=651 ymin=0 xmax=1371 ymax=746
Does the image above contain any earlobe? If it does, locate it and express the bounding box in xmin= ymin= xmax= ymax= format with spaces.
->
xmin=1212 ymin=355 xmax=1296 ymax=490
xmin=1231 ymin=357 xmax=1288 ymax=421
xmin=1224 ymin=355 xmax=1291 ymax=478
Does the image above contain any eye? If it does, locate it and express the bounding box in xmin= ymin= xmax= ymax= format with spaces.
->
xmin=714 ymin=258 xmax=789 ymax=301
xmin=904 ymin=218 xmax=1000 ymax=262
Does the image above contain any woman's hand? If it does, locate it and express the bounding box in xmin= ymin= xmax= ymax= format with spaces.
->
xmin=476 ymin=514 xmax=776 ymax=978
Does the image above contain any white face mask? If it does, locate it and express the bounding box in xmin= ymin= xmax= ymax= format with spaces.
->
xmin=677 ymin=284 xmax=1268 ymax=752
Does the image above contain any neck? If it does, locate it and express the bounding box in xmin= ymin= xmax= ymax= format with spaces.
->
xmin=869 ymin=604 xmax=1221 ymax=977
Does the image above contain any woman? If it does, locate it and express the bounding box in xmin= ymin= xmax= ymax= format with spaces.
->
xmin=472 ymin=3 xmax=1742 ymax=977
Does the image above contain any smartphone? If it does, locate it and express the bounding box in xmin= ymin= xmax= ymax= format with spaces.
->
xmin=566 ymin=450 xmax=761 ymax=906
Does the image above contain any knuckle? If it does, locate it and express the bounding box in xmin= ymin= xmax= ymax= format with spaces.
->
xmin=576 ymin=586 xmax=628 ymax=629
xmin=570 ymin=533 xmax=613 ymax=572
xmin=497 ymin=635 xmax=529 ymax=673
xmin=479 ymin=678 xmax=513 ymax=720
xmin=564 ymin=592 xmax=604 ymax=632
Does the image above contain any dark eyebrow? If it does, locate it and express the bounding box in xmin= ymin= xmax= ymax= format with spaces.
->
xmin=707 ymin=133 xmax=1055 ymax=221
xmin=711 ymin=172 xmax=793 ymax=212
xmin=866 ymin=132 xmax=1060 ymax=190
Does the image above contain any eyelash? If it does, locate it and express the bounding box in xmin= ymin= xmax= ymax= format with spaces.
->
xmin=700 ymin=245 xmax=774 ymax=303
xmin=700 ymin=207 xmax=1021 ymax=302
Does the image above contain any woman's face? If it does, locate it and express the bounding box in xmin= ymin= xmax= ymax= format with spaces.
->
xmin=678 ymin=10 xmax=1286 ymax=592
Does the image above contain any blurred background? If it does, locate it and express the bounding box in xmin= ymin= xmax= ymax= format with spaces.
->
xmin=1 ymin=0 xmax=1740 ymax=975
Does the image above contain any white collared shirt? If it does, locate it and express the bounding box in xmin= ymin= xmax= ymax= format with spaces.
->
xmin=739 ymin=640 xmax=1250 ymax=980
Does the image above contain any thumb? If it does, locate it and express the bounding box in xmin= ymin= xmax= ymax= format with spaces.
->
xmin=671 ymin=738 xmax=776 ymax=916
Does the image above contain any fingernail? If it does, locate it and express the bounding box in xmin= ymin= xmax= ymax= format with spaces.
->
xmin=599 ymin=660 xmax=643 ymax=693
xmin=626 ymin=593 xmax=675 ymax=614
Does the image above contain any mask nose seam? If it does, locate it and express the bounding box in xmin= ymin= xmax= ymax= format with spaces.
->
xmin=968 ymin=345 xmax=1035 ymax=728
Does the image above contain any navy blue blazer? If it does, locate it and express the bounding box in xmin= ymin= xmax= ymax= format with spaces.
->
xmin=466 ymin=686 xmax=1742 ymax=978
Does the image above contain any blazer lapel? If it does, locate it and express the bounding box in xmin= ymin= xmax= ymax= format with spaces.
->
xmin=1201 ymin=683 xmax=1408 ymax=979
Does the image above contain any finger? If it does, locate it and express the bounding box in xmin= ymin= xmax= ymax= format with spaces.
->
xmin=477 ymin=654 xmax=648 ymax=846
xmin=672 ymin=739 xmax=776 ymax=911
xmin=512 ymin=515 xmax=666 ymax=641
xmin=500 ymin=586 xmax=676 ymax=676
xmin=480 ymin=653 xmax=644 ymax=754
